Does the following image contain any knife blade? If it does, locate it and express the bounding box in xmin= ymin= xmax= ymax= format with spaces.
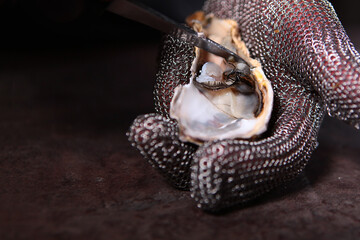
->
xmin=106 ymin=0 xmax=250 ymax=72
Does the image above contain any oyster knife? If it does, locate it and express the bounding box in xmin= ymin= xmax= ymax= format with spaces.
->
xmin=107 ymin=0 xmax=250 ymax=69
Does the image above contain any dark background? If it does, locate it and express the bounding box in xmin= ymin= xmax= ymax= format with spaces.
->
xmin=0 ymin=1 xmax=360 ymax=240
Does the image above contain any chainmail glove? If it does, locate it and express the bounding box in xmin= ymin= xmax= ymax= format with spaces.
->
xmin=128 ymin=0 xmax=360 ymax=211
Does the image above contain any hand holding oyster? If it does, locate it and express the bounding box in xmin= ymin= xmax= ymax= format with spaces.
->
xmin=128 ymin=0 xmax=360 ymax=211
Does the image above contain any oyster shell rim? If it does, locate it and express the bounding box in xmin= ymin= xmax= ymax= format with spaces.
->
xmin=170 ymin=12 xmax=274 ymax=145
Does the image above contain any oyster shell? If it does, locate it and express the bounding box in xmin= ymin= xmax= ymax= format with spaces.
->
xmin=170 ymin=12 xmax=273 ymax=145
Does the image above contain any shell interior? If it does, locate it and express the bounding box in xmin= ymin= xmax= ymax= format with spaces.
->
xmin=170 ymin=12 xmax=273 ymax=145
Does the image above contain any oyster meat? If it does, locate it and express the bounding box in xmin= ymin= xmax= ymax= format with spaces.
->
xmin=170 ymin=12 xmax=273 ymax=145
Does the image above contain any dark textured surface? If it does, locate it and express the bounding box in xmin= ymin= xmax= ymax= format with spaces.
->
xmin=1 ymin=4 xmax=360 ymax=240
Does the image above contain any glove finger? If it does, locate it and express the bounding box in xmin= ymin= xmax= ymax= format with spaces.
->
xmin=203 ymin=0 xmax=360 ymax=128
xmin=127 ymin=113 xmax=197 ymax=189
xmin=154 ymin=33 xmax=195 ymax=117
xmin=191 ymin=87 xmax=325 ymax=211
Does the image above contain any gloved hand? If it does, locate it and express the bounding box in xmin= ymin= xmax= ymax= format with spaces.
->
xmin=128 ymin=0 xmax=360 ymax=211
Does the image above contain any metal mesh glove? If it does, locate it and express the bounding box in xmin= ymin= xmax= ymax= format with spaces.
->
xmin=128 ymin=0 xmax=360 ymax=211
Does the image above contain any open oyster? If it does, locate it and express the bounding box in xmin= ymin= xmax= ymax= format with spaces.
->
xmin=170 ymin=12 xmax=273 ymax=145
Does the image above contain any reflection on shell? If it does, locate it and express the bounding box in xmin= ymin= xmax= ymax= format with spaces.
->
xmin=170 ymin=12 xmax=273 ymax=145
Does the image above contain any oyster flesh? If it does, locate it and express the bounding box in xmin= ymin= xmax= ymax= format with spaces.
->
xmin=170 ymin=12 xmax=273 ymax=145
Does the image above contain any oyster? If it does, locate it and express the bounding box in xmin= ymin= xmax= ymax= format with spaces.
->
xmin=170 ymin=12 xmax=273 ymax=145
